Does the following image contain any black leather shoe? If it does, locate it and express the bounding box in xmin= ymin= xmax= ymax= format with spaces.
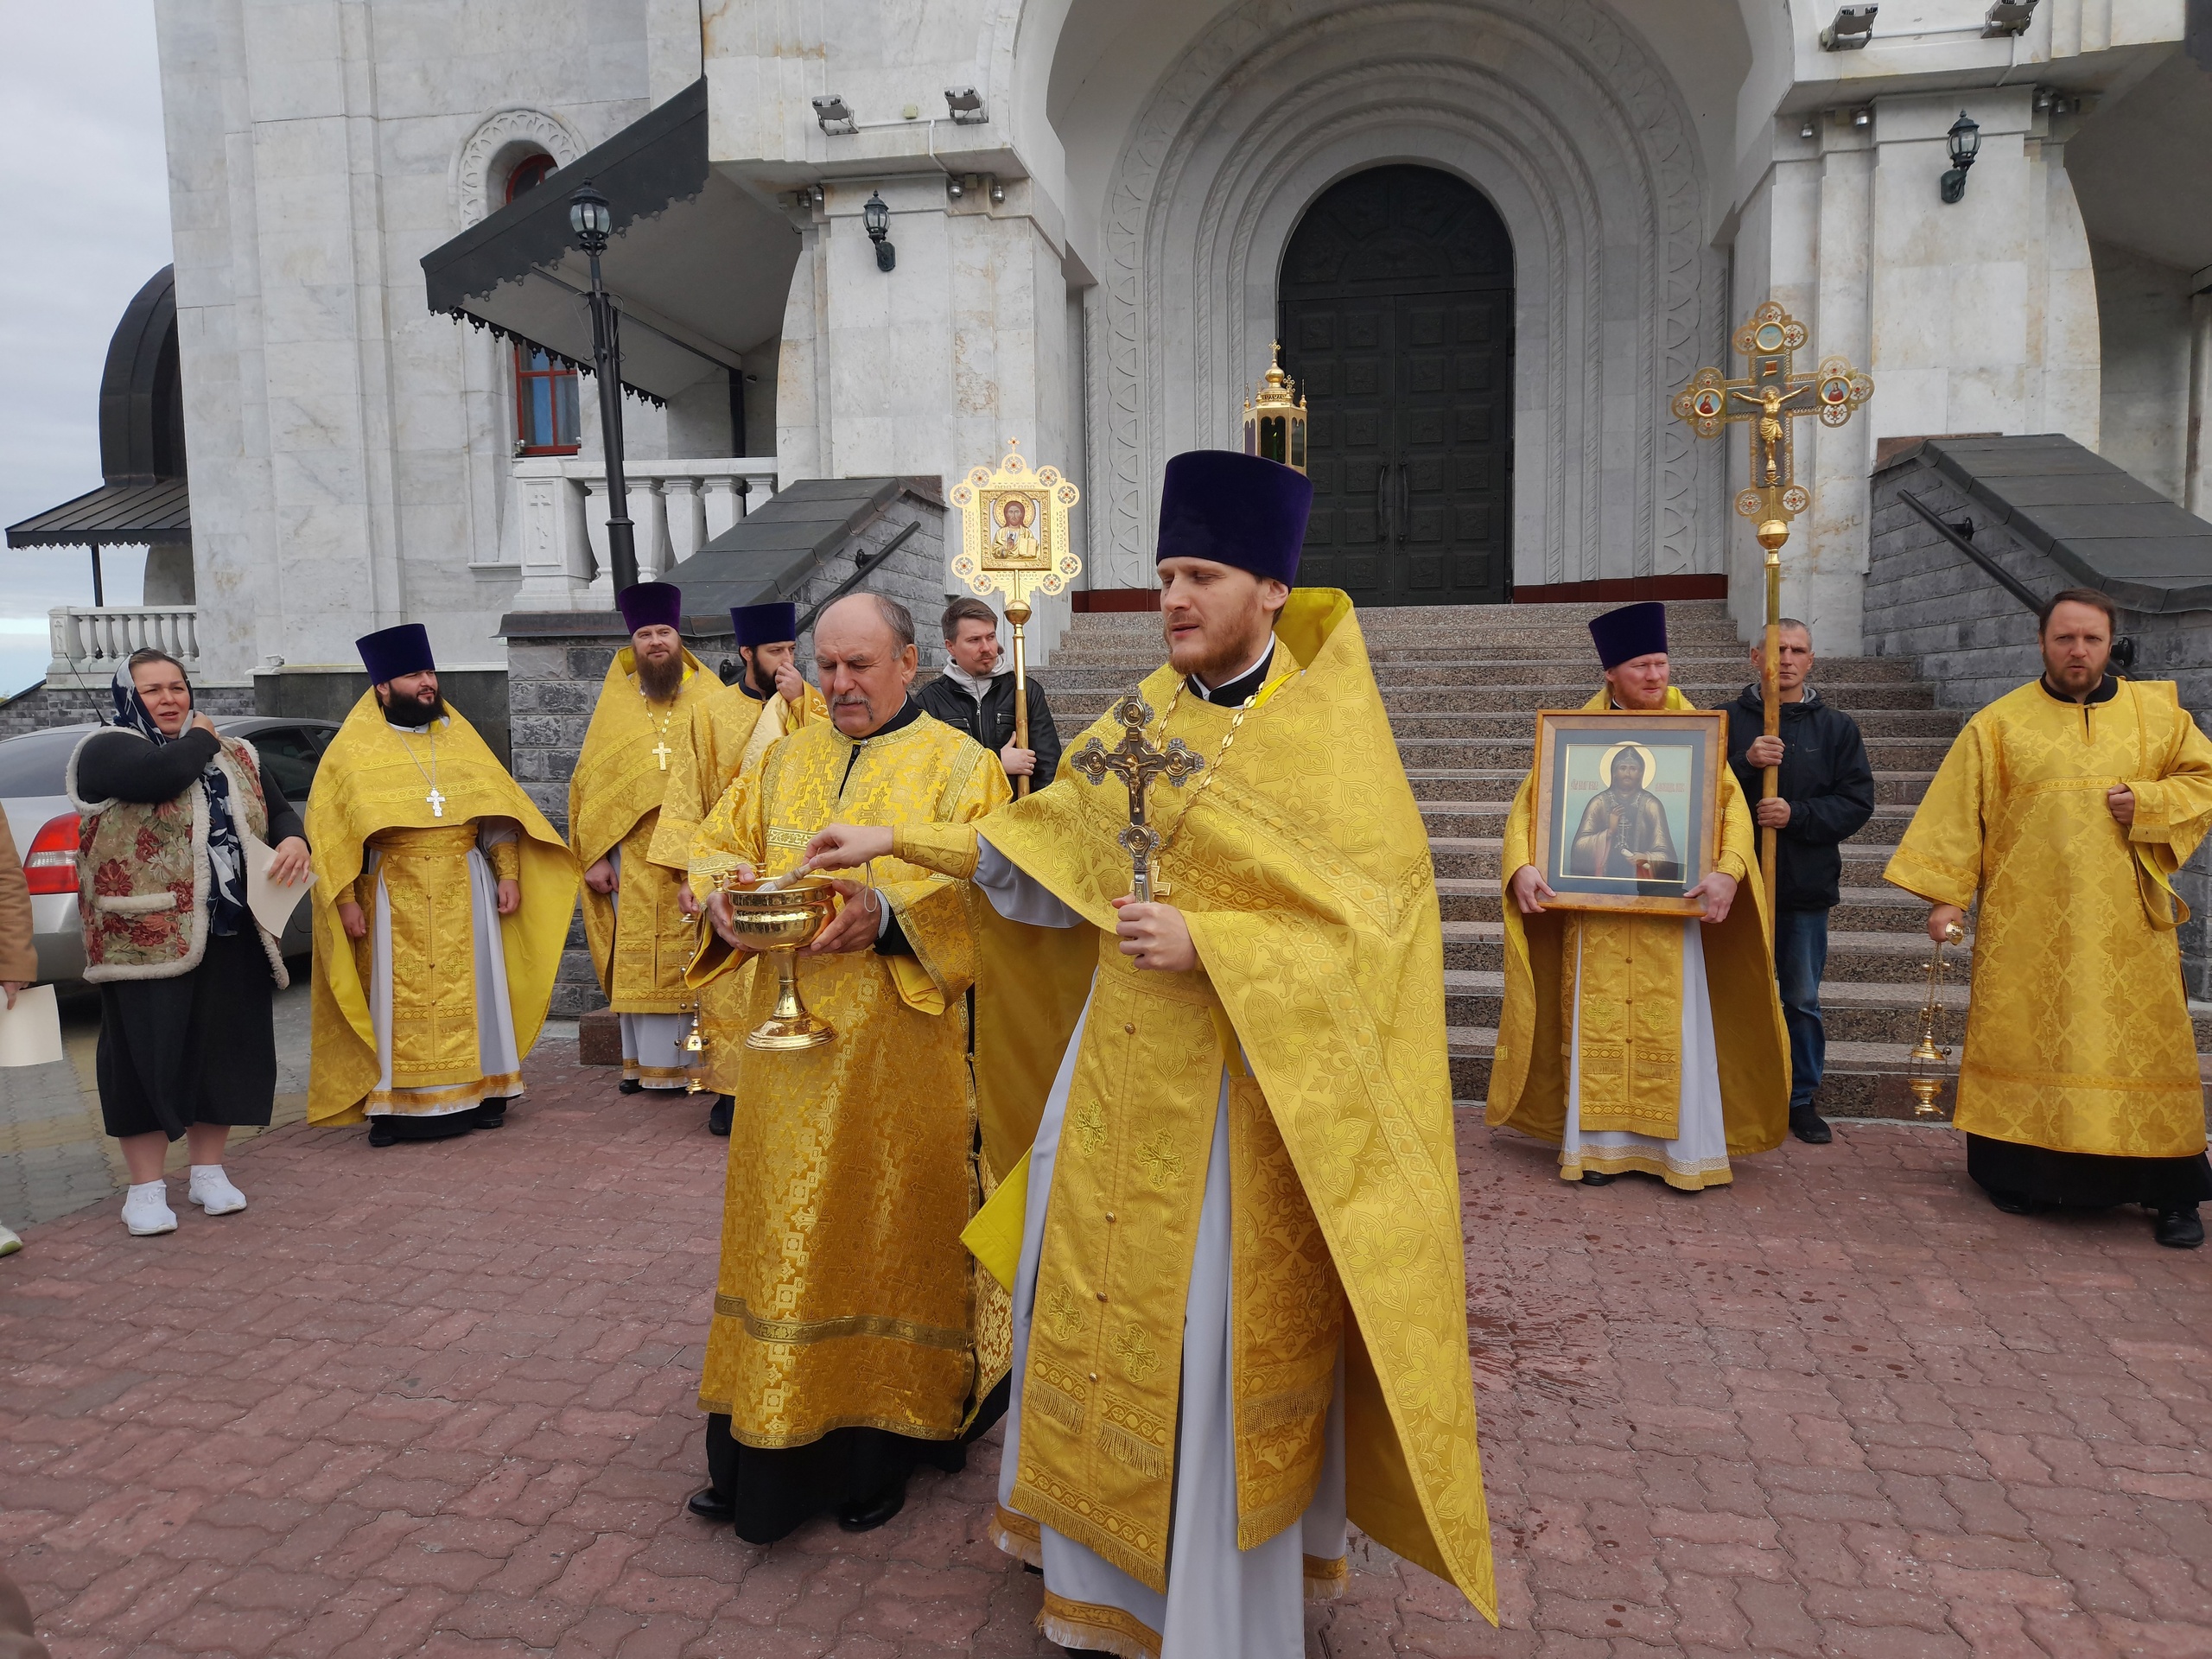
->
xmin=2154 ymin=1207 xmax=2204 ymax=1249
xmin=1789 ymin=1110 xmax=1833 ymax=1145
xmin=686 ymin=1486 xmax=735 ymax=1522
xmin=836 ymin=1480 xmax=906 ymax=1532
xmin=1986 ymin=1188 xmax=2041 ymax=1216
xmin=708 ymin=1095 xmax=734 ymax=1137
xmin=1580 ymin=1171 xmax=1615 ymax=1186
xmin=619 ymin=1078 xmax=644 ymax=1095
xmin=368 ymin=1122 xmax=397 ymax=1147
xmin=473 ymin=1099 xmax=507 ymax=1130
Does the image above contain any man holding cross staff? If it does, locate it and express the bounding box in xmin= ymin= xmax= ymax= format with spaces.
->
xmin=800 ymin=449 xmax=1495 ymax=1655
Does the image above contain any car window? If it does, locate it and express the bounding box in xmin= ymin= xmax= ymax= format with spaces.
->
xmin=249 ymin=726 xmax=324 ymax=802
xmin=0 ymin=728 xmax=96 ymax=798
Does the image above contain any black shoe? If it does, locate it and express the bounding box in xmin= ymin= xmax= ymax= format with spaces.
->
xmin=836 ymin=1480 xmax=906 ymax=1532
xmin=2154 ymin=1207 xmax=2204 ymax=1249
xmin=1986 ymin=1187 xmax=2041 ymax=1216
xmin=1580 ymin=1171 xmax=1615 ymax=1186
xmin=619 ymin=1077 xmax=644 ymax=1095
xmin=473 ymin=1099 xmax=507 ymax=1130
xmin=708 ymin=1095 xmax=734 ymax=1137
xmin=686 ymin=1486 xmax=735 ymax=1522
xmin=368 ymin=1122 xmax=397 ymax=1147
xmin=1789 ymin=1109 xmax=1833 ymax=1145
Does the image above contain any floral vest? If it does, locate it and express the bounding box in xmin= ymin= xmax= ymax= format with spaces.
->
xmin=66 ymin=732 xmax=279 ymax=983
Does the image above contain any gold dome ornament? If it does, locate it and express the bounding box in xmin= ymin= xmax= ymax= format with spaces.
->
xmin=1241 ymin=343 xmax=1308 ymax=474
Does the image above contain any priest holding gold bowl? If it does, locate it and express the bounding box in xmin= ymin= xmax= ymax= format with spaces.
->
xmin=678 ymin=591 xmax=1014 ymax=1543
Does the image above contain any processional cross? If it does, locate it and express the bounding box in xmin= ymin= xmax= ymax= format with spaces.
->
xmin=1069 ymin=694 xmax=1205 ymax=902
xmin=1670 ymin=301 xmax=1872 ymax=914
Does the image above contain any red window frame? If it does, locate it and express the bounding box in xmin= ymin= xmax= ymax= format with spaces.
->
xmin=507 ymin=153 xmax=581 ymax=457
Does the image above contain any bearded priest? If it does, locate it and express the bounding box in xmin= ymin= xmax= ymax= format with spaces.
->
xmin=681 ymin=592 xmax=1012 ymax=1545
xmin=645 ymin=600 xmax=826 ymax=1135
xmin=799 ymin=451 xmax=1496 ymax=1656
xmin=570 ymin=582 xmax=719 ymax=1096
xmin=1488 ymin=602 xmax=1789 ymax=1192
xmin=308 ymin=626 xmax=575 ymax=1144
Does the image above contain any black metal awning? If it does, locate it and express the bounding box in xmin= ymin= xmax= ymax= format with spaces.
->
xmin=420 ymin=79 xmax=799 ymax=404
xmin=7 ymin=478 xmax=189 ymax=549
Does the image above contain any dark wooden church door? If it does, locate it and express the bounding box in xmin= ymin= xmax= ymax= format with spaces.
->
xmin=1280 ymin=165 xmax=1514 ymax=606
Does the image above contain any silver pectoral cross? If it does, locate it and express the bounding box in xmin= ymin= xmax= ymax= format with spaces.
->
xmin=426 ymin=786 xmax=446 ymax=818
xmin=1069 ymin=692 xmax=1205 ymax=901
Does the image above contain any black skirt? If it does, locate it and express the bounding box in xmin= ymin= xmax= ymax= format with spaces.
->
xmin=704 ymin=1375 xmax=1010 ymax=1546
xmin=96 ymin=929 xmax=279 ymax=1141
xmin=1967 ymin=1133 xmax=2212 ymax=1210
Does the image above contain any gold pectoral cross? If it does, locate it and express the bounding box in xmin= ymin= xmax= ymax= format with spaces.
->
xmin=1069 ymin=692 xmax=1205 ymax=902
xmin=650 ymin=737 xmax=672 ymax=770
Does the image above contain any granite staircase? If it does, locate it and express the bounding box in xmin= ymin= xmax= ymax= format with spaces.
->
xmin=1036 ymin=599 xmax=2212 ymax=1116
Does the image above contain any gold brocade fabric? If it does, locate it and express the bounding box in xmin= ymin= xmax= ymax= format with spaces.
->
xmin=689 ymin=713 xmax=1014 ymax=1446
xmin=305 ymin=695 xmax=575 ymax=1126
xmin=361 ymin=824 xmax=483 ymax=1086
xmin=894 ymin=590 xmax=1495 ymax=1620
xmin=1884 ymin=678 xmax=2212 ymax=1157
xmin=1487 ymin=686 xmax=1789 ymax=1160
xmin=569 ymin=651 xmax=718 ymax=1014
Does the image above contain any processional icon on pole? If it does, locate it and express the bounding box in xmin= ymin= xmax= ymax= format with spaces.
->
xmin=949 ymin=439 xmax=1084 ymax=798
xmin=1669 ymin=300 xmax=1872 ymax=918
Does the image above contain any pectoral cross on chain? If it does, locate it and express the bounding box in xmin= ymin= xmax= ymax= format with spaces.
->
xmin=425 ymin=786 xmax=446 ymax=818
xmin=1069 ymin=692 xmax=1205 ymax=901
xmin=650 ymin=737 xmax=673 ymax=771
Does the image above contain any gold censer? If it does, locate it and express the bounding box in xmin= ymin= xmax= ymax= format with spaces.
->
xmin=1904 ymin=918 xmax=1965 ymax=1116
xmin=715 ymin=874 xmax=840 ymax=1051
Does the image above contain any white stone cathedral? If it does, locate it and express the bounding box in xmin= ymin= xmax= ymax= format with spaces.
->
xmin=143 ymin=0 xmax=2208 ymax=685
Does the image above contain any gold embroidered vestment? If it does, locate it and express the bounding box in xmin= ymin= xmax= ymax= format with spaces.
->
xmin=894 ymin=590 xmax=1495 ymax=1620
xmin=1885 ymin=677 xmax=2212 ymax=1157
xmin=688 ymin=713 xmax=1013 ymax=1446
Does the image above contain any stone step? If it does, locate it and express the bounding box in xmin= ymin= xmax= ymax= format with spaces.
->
xmin=1419 ymin=799 xmax=1926 ymax=836
xmin=1438 ymin=921 xmax=1970 ymax=983
xmin=1043 ymin=702 xmax=1961 ymax=740
xmin=1405 ymin=769 xmax=1933 ymax=805
xmin=1438 ymin=879 xmax=1937 ymax=931
xmin=1045 ymin=645 xmax=1915 ymax=670
xmin=1035 ymin=671 xmax=1944 ymax=710
xmin=1425 ymin=836 xmax=1907 ymax=883
xmin=1387 ymin=736 xmax=1955 ymax=771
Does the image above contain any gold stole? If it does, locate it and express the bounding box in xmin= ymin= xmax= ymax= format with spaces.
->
xmin=1562 ymin=912 xmax=1686 ymax=1140
xmin=362 ymin=823 xmax=484 ymax=1085
xmin=1014 ymin=940 xmax=1343 ymax=1591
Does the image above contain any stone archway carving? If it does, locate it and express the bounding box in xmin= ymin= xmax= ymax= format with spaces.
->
xmin=1086 ymin=0 xmax=1720 ymax=592
xmin=453 ymin=107 xmax=585 ymax=227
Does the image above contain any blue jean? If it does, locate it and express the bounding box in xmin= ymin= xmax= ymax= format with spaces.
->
xmin=1773 ymin=907 xmax=1828 ymax=1113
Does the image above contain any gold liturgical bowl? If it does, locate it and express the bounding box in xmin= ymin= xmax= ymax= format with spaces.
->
xmin=717 ymin=875 xmax=839 ymax=1051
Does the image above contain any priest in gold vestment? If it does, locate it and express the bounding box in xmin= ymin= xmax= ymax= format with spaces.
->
xmin=570 ymin=582 xmax=719 ymax=1096
xmin=1489 ymin=601 xmax=1789 ymax=1191
xmin=645 ymin=600 xmax=825 ymax=1135
xmin=308 ymin=625 xmax=575 ymax=1144
xmin=1886 ymin=589 xmax=2212 ymax=1249
xmin=681 ymin=592 xmax=1012 ymax=1543
xmin=803 ymin=452 xmax=1495 ymax=1657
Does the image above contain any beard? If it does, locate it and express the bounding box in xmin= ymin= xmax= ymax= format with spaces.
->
xmin=637 ymin=651 xmax=685 ymax=702
xmin=379 ymin=689 xmax=446 ymax=729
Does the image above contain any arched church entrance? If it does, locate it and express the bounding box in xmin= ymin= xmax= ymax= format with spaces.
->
xmin=1281 ymin=165 xmax=1514 ymax=607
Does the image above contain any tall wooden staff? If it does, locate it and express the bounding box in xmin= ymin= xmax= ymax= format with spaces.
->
xmin=1671 ymin=303 xmax=1872 ymax=918
xmin=949 ymin=440 xmax=1084 ymax=798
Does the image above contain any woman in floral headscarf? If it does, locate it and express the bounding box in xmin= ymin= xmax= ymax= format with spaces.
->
xmin=65 ymin=648 xmax=311 ymax=1236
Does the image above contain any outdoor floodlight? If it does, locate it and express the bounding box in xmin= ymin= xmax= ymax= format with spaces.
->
xmin=863 ymin=190 xmax=895 ymax=272
xmin=1940 ymin=111 xmax=1980 ymax=204
xmin=812 ymin=95 xmax=856 ymax=135
xmin=988 ymin=179 xmax=1005 ymax=205
xmin=1800 ymin=117 xmax=1816 ymax=139
xmin=944 ymin=86 xmax=987 ymax=124
xmin=1820 ymin=5 xmax=1877 ymax=49
xmin=946 ymin=175 xmax=964 ymax=201
xmin=1983 ymin=0 xmax=2037 ymax=35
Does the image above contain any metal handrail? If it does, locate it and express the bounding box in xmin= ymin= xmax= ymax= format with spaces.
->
xmin=1896 ymin=487 xmax=2135 ymax=669
xmin=793 ymin=519 xmax=925 ymax=640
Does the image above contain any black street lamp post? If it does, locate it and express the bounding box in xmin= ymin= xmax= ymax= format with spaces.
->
xmin=569 ymin=181 xmax=639 ymax=596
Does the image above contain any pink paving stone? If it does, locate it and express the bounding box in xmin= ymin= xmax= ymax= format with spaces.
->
xmin=7 ymin=1049 xmax=2212 ymax=1656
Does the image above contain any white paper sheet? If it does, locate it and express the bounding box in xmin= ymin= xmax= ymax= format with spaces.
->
xmin=243 ymin=831 xmax=315 ymax=939
xmin=0 ymin=983 xmax=64 ymax=1068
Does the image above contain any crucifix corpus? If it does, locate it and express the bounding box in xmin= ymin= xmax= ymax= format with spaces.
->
xmin=948 ymin=439 xmax=1084 ymax=798
xmin=1069 ymin=694 xmax=1205 ymax=901
xmin=1669 ymin=301 xmax=1872 ymax=916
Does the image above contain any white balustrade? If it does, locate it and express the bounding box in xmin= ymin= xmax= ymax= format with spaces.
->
xmin=509 ymin=457 xmax=779 ymax=610
xmin=48 ymin=606 xmax=202 ymax=684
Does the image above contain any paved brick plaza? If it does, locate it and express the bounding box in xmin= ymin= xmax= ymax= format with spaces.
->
xmin=3 ymin=1044 xmax=2210 ymax=1658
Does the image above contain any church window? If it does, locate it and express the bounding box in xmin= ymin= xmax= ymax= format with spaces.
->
xmin=506 ymin=153 xmax=580 ymax=455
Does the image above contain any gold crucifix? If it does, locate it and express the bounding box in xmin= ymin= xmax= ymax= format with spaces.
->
xmin=1671 ymin=301 xmax=1872 ymax=918
xmin=1069 ymin=692 xmax=1205 ymax=901
xmin=650 ymin=735 xmax=673 ymax=770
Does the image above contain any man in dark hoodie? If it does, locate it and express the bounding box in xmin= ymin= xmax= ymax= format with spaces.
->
xmin=1726 ymin=620 xmax=1875 ymax=1144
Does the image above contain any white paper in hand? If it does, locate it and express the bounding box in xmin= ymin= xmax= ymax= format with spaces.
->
xmin=0 ymin=983 xmax=64 ymax=1068
xmin=243 ymin=831 xmax=316 ymax=938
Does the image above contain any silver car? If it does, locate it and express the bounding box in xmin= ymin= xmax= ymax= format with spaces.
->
xmin=0 ymin=716 xmax=339 ymax=984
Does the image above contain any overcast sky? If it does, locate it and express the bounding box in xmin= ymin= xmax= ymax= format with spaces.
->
xmin=0 ymin=0 xmax=168 ymax=694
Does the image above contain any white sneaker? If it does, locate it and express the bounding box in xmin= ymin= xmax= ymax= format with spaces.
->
xmin=122 ymin=1182 xmax=178 ymax=1236
xmin=188 ymin=1166 xmax=247 ymax=1216
xmin=0 ymin=1221 xmax=20 ymax=1256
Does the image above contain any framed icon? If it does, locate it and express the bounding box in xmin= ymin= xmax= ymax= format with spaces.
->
xmin=1529 ymin=710 xmax=1726 ymax=915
